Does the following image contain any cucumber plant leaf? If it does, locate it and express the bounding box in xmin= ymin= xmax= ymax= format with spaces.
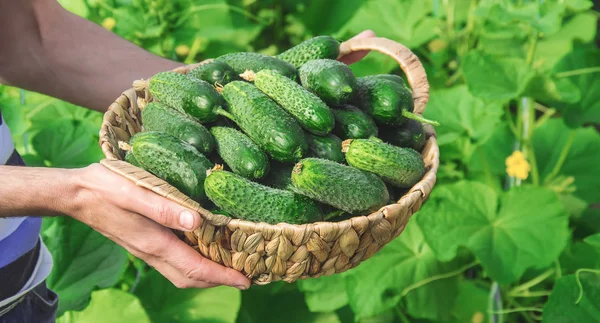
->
xmin=298 ymin=274 xmax=348 ymax=313
xmin=344 ymin=217 xmax=460 ymax=321
xmin=134 ymin=269 xmax=241 ymax=323
xmin=417 ymin=181 xmax=569 ymax=284
xmin=560 ymin=241 xmax=600 ymax=274
xmin=449 ymin=281 xmax=489 ymax=323
xmin=42 ymin=217 xmax=128 ymax=315
xmin=423 ymin=85 xmax=504 ymax=163
xmin=462 ymin=50 xmax=535 ymax=101
xmin=542 ymin=272 xmax=600 ymax=322
xmin=533 ymin=119 xmax=600 ymax=204
xmin=584 ymin=233 xmax=600 ymax=248
xmin=57 ymin=289 xmax=151 ymax=323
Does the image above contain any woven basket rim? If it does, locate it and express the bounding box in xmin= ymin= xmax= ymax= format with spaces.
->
xmin=98 ymin=36 xmax=439 ymax=235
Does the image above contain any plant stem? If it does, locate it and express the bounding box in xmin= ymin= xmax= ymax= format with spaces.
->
xmin=504 ymin=105 xmax=519 ymax=137
xmin=401 ymin=260 xmax=479 ymax=298
xmin=510 ymin=268 xmax=555 ymax=295
xmin=402 ymin=111 xmax=440 ymax=126
xmin=395 ymin=306 xmax=411 ymax=323
xmin=488 ymin=307 xmax=543 ymax=315
xmin=534 ymin=108 xmax=557 ymax=128
xmin=555 ymin=66 xmax=600 ymax=78
xmin=508 ymin=290 xmax=552 ymax=298
xmin=544 ymin=130 xmax=575 ymax=184
xmin=574 ymin=269 xmax=600 ymax=304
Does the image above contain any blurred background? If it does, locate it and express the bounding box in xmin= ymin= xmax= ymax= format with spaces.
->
xmin=1 ymin=0 xmax=599 ymax=322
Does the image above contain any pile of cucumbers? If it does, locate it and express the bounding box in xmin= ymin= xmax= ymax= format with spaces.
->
xmin=123 ymin=35 xmax=438 ymax=225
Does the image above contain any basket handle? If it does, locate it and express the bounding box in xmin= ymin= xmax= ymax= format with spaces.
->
xmin=337 ymin=37 xmax=430 ymax=115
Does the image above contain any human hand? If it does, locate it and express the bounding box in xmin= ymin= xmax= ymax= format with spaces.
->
xmin=63 ymin=163 xmax=251 ymax=290
xmin=338 ymin=30 xmax=376 ymax=65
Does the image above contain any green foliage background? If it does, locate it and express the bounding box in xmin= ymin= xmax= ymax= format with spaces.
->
xmin=1 ymin=0 xmax=600 ymax=322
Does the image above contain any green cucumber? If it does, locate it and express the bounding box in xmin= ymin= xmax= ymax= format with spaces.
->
xmin=210 ymin=126 xmax=269 ymax=180
xmin=253 ymin=69 xmax=334 ymax=135
xmin=299 ymin=59 xmax=357 ymax=105
xmin=148 ymin=71 xmax=225 ymax=123
xmin=221 ymin=81 xmax=308 ymax=162
xmin=291 ymin=158 xmax=389 ymax=214
xmin=188 ymin=60 xmax=239 ymax=86
xmin=216 ymin=52 xmax=297 ymax=80
xmin=306 ymin=133 xmax=344 ymax=163
xmin=276 ymin=36 xmax=340 ymax=68
xmin=141 ymin=102 xmax=215 ymax=154
xmin=129 ymin=131 xmax=213 ymax=202
xmin=332 ymin=105 xmax=378 ymax=139
xmin=373 ymin=74 xmax=407 ymax=87
xmin=353 ymin=76 xmax=439 ymax=126
xmin=125 ymin=150 xmax=141 ymax=167
xmin=342 ymin=138 xmax=425 ymax=188
xmin=205 ymin=166 xmax=323 ymax=224
xmin=380 ymin=119 xmax=426 ymax=152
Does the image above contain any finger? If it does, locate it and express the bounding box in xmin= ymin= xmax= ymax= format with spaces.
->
xmin=143 ymin=257 xmax=221 ymax=289
xmin=160 ymin=234 xmax=251 ymax=290
xmin=118 ymin=182 xmax=202 ymax=232
xmin=338 ymin=30 xmax=376 ymax=65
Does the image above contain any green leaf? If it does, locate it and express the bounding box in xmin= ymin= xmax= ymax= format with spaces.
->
xmin=42 ymin=217 xmax=128 ymax=315
xmin=551 ymin=46 xmax=600 ymax=127
xmin=417 ymin=181 xmax=569 ymax=284
xmin=345 ymin=217 xmax=460 ymax=321
xmin=533 ymin=119 xmax=600 ymax=204
xmin=297 ymin=0 xmax=366 ymax=36
xmin=298 ymin=274 xmax=348 ymax=313
xmin=524 ymin=73 xmax=581 ymax=104
xmin=57 ymin=289 xmax=150 ymax=323
xmin=31 ymin=119 xmax=104 ymax=168
xmin=565 ymin=0 xmax=594 ymax=12
xmin=58 ymin=0 xmax=90 ymax=17
xmin=135 ymin=269 xmax=241 ymax=323
xmin=462 ymin=50 xmax=534 ymax=101
xmin=423 ymin=85 xmax=504 ymax=162
xmin=584 ymin=233 xmax=600 ymax=248
xmin=449 ymin=280 xmax=489 ymax=323
xmin=560 ymin=241 xmax=600 ymax=274
xmin=468 ymin=122 xmax=515 ymax=176
xmin=542 ymin=272 xmax=600 ymax=322
xmin=341 ymin=0 xmax=438 ymax=49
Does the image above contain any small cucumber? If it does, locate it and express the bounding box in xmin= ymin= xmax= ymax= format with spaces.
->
xmin=148 ymin=71 xmax=225 ymax=123
xmin=221 ymin=81 xmax=308 ymax=162
xmin=299 ymin=59 xmax=358 ymax=105
xmin=205 ymin=166 xmax=323 ymax=224
xmin=129 ymin=131 xmax=213 ymax=202
xmin=380 ymin=119 xmax=426 ymax=152
xmin=342 ymin=138 xmax=425 ymax=188
xmin=306 ymin=133 xmax=344 ymax=163
xmin=291 ymin=158 xmax=389 ymax=214
xmin=332 ymin=105 xmax=378 ymax=139
xmin=216 ymin=52 xmax=297 ymax=80
xmin=253 ymin=69 xmax=334 ymax=135
xmin=141 ymin=102 xmax=215 ymax=154
xmin=353 ymin=76 xmax=438 ymax=126
xmin=125 ymin=150 xmax=141 ymax=167
xmin=276 ymin=35 xmax=340 ymax=68
xmin=373 ymin=74 xmax=407 ymax=87
xmin=188 ymin=60 xmax=239 ymax=86
xmin=210 ymin=126 xmax=269 ymax=180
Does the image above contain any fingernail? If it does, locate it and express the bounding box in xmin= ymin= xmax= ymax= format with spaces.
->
xmin=236 ymin=284 xmax=249 ymax=290
xmin=180 ymin=210 xmax=195 ymax=230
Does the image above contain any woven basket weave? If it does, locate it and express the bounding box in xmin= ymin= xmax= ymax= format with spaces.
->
xmin=98 ymin=37 xmax=438 ymax=285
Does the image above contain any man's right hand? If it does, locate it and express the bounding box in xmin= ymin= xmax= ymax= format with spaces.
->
xmin=63 ymin=163 xmax=251 ymax=290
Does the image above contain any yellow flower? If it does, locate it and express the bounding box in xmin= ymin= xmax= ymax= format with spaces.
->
xmin=102 ymin=17 xmax=117 ymax=31
xmin=175 ymin=44 xmax=190 ymax=56
xmin=506 ymin=150 xmax=531 ymax=180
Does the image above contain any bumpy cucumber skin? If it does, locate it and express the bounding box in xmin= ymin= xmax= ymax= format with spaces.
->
xmin=332 ymin=105 xmax=379 ymax=139
xmin=380 ymin=119 xmax=426 ymax=152
xmin=291 ymin=158 xmax=389 ymax=214
xmin=141 ymin=102 xmax=215 ymax=154
xmin=221 ymin=81 xmax=308 ymax=162
xmin=353 ymin=76 xmax=414 ymax=125
xmin=373 ymin=74 xmax=407 ymax=88
xmin=188 ymin=61 xmax=239 ymax=86
xmin=254 ymin=70 xmax=335 ymax=135
xmin=130 ymin=131 xmax=213 ymax=202
xmin=210 ymin=126 xmax=269 ymax=180
xmin=216 ymin=52 xmax=297 ymax=80
xmin=125 ymin=150 xmax=141 ymax=167
xmin=148 ymin=71 xmax=223 ymax=123
xmin=276 ymin=36 xmax=340 ymax=68
xmin=299 ymin=59 xmax=358 ymax=106
xmin=306 ymin=133 xmax=344 ymax=163
xmin=205 ymin=169 xmax=323 ymax=224
xmin=344 ymin=139 xmax=425 ymax=188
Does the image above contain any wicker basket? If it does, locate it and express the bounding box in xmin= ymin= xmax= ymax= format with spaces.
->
xmin=98 ymin=37 xmax=438 ymax=285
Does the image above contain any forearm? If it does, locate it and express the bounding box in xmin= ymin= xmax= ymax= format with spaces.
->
xmin=0 ymin=0 xmax=182 ymax=112
xmin=0 ymin=166 xmax=74 ymax=217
